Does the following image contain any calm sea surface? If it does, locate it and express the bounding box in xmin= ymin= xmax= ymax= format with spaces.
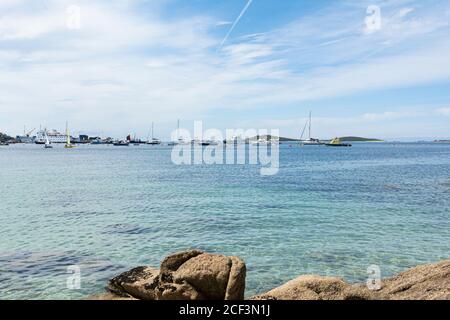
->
xmin=0 ymin=142 xmax=449 ymax=299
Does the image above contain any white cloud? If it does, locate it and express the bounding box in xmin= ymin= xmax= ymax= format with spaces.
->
xmin=216 ymin=21 xmax=232 ymax=26
xmin=436 ymin=107 xmax=450 ymax=117
xmin=362 ymin=111 xmax=417 ymax=121
xmin=222 ymin=43 xmax=274 ymax=65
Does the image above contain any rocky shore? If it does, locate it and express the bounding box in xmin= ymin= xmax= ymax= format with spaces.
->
xmin=89 ymin=249 xmax=449 ymax=300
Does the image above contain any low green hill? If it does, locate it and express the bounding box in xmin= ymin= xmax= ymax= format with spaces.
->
xmin=249 ymin=135 xmax=300 ymax=142
xmin=339 ymin=136 xmax=383 ymax=142
xmin=247 ymin=135 xmax=382 ymax=142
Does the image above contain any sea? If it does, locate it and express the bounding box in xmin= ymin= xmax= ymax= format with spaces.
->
xmin=0 ymin=142 xmax=449 ymax=299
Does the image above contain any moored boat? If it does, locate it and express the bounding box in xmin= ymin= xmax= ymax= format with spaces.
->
xmin=91 ymin=139 xmax=103 ymax=145
xmin=299 ymin=111 xmax=324 ymax=146
xmin=44 ymin=131 xmax=53 ymax=149
xmin=64 ymin=122 xmax=75 ymax=149
xmin=168 ymin=119 xmax=190 ymax=146
xmin=198 ymin=140 xmax=219 ymax=146
xmin=325 ymin=137 xmax=352 ymax=147
xmin=35 ymin=129 xmax=67 ymax=144
xmin=147 ymin=122 xmax=161 ymax=145
xmin=147 ymin=139 xmax=161 ymax=145
xmin=113 ymin=140 xmax=130 ymax=146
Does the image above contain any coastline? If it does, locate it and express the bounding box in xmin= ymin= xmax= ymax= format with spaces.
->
xmin=88 ymin=250 xmax=449 ymax=300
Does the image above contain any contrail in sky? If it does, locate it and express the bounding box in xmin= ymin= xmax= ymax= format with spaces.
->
xmin=218 ymin=0 xmax=254 ymax=51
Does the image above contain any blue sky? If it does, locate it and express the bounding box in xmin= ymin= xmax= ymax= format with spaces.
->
xmin=0 ymin=0 xmax=450 ymax=140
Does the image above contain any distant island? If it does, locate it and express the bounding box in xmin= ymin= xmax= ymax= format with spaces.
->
xmin=249 ymin=135 xmax=300 ymax=142
xmin=338 ymin=136 xmax=384 ymax=142
xmin=249 ymin=135 xmax=383 ymax=142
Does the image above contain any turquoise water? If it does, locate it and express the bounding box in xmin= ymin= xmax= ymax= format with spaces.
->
xmin=0 ymin=143 xmax=449 ymax=299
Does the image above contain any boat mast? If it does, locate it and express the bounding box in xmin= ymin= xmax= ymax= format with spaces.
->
xmin=309 ymin=111 xmax=312 ymax=140
xmin=45 ymin=130 xmax=50 ymax=145
xmin=300 ymin=120 xmax=308 ymax=141
xmin=66 ymin=121 xmax=70 ymax=145
xmin=152 ymin=122 xmax=154 ymax=140
xmin=177 ymin=119 xmax=180 ymax=139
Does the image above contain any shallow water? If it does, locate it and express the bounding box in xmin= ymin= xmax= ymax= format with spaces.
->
xmin=0 ymin=142 xmax=449 ymax=299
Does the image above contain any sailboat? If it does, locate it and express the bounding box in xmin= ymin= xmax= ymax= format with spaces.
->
xmin=299 ymin=111 xmax=323 ymax=146
xmin=44 ymin=130 xmax=53 ymax=149
xmin=64 ymin=122 xmax=74 ymax=149
xmin=168 ymin=119 xmax=188 ymax=146
xmin=147 ymin=122 xmax=161 ymax=145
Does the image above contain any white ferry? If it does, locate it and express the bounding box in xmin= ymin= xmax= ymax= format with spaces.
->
xmin=35 ymin=129 xmax=69 ymax=144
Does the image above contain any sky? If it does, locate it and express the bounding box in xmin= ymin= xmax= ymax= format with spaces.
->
xmin=0 ymin=0 xmax=450 ymax=140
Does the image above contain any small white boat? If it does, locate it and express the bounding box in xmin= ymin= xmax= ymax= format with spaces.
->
xmin=252 ymin=139 xmax=278 ymax=146
xmin=113 ymin=140 xmax=130 ymax=146
xmin=44 ymin=130 xmax=53 ymax=149
xmin=147 ymin=122 xmax=161 ymax=145
xmin=168 ymin=138 xmax=191 ymax=146
xmin=300 ymin=138 xmax=323 ymax=145
xmin=251 ymin=139 xmax=265 ymax=145
xmin=147 ymin=139 xmax=161 ymax=145
xmin=198 ymin=140 xmax=219 ymax=146
xmin=64 ymin=122 xmax=74 ymax=149
xmin=299 ymin=111 xmax=324 ymax=146
xmin=224 ymin=136 xmax=246 ymax=145
xmin=168 ymin=119 xmax=190 ymax=146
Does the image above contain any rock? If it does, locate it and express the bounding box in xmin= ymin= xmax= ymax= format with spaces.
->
xmin=107 ymin=266 xmax=159 ymax=300
xmin=97 ymin=252 xmax=448 ymax=301
xmin=104 ymin=250 xmax=246 ymax=301
xmin=156 ymin=281 xmax=205 ymax=300
xmin=225 ymin=256 xmax=247 ymax=300
xmin=164 ymin=251 xmax=246 ymax=300
xmin=85 ymin=292 xmax=137 ymax=300
xmin=340 ymin=260 xmax=450 ymax=300
xmin=173 ymin=253 xmax=232 ymax=300
xmin=251 ymin=275 xmax=349 ymax=300
xmin=253 ymin=260 xmax=450 ymax=300
xmin=375 ymin=260 xmax=450 ymax=300
xmin=340 ymin=283 xmax=390 ymax=300
xmin=160 ymin=249 xmax=204 ymax=274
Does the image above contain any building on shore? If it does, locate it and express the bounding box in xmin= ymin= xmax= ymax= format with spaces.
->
xmin=16 ymin=135 xmax=35 ymax=143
